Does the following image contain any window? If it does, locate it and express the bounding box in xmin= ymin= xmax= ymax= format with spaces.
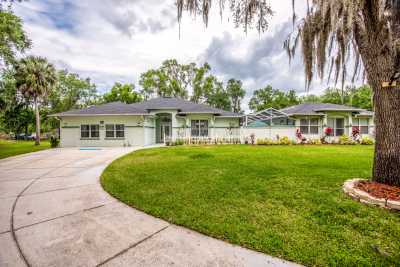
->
xmin=300 ymin=118 xmax=319 ymax=135
xmin=191 ymin=120 xmax=208 ymax=137
xmin=91 ymin=125 xmax=99 ymax=138
xmin=327 ymin=118 xmax=345 ymax=136
xmin=106 ymin=124 xmax=115 ymax=138
xmin=81 ymin=124 xmax=99 ymax=139
xmin=106 ymin=124 xmax=125 ymax=138
xmin=354 ymin=118 xmax=369 ymax=134
xmin=81 ymin=125 xmax=90 ymax=138
xmin=116 ymin=124 xmax=125 ymax=138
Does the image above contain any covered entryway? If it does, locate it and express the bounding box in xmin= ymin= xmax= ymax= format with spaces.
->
xmin=155 ymin=113 xmax=172 ymax=143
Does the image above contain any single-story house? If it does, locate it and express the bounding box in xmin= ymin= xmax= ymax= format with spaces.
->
xmin=242 ymin=103 xmax=375 ymax=141
xmin=51 ymin=97 xmax=241 ymax=147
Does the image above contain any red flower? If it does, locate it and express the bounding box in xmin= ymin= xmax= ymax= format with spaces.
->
xmin=324 ymin=127 xmax=333 ymax=136
xmin=352 ymin=126 xmax=360 ymax=137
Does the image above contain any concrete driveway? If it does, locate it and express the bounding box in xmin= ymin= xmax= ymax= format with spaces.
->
xmin=0 ymin=147 xmax=300 ymax=267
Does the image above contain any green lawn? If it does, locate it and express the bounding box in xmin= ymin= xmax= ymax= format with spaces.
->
xmin=101 ymin=145 xmax=400 ymax=266
xmin=0 ymin=139 xmax=51 ymax=159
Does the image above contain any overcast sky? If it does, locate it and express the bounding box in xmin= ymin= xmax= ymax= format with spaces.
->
xmin=13 ymin=0 xmax=329 ymax=110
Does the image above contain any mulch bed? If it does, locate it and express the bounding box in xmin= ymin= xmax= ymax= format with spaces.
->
xmin=355 ymin=180 xmax=400 ymax=201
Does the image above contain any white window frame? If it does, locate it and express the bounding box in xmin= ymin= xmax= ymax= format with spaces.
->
xmin=191 ymin=120 xmax=209 ymax=137
xmin=105 ymin=124 xmax=125 ymax=139
xmin=81 ymin=124 xmax=99 ymax=139
xmin=299 ymin=118 xmax=319 ymax=135
xmin=328 ymin=118 xmax=345 ymax=136
xmin=354 ymin=118 xmax=369 ymax=135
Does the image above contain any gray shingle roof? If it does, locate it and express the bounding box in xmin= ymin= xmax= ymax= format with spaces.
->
xmin=51 ymin=97 xmax=241 ymax=117
xmin=279 ymin=103 xmax=372 ymax=116
xmin=50 ymin=101 xmax=147 ymax=116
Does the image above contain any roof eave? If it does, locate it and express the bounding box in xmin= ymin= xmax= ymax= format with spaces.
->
xmin=49 ymin=113 xmax=149 ymax=117
xmin=288 ymin=113 xmax=325 ymax=116
xmin=355 ymin=113 xmax=374 ymax=117
xmin=314 ymin=108 xmax=363 ymax=112
xmin=178 ymin=112 xmax=220 ymax=114
xmin=216 ymin=115 xmax=242 ymax=118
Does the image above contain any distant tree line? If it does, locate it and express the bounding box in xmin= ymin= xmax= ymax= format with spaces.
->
xmin=249 ymin=85 xmax=372 ymax=112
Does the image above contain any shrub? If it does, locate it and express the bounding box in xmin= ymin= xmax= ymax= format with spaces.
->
xmin=50 ymin=136 xmax=59 ymax=148
xmin=257 ymin=138 xmax=278 ymax=145
xmin=361 ymin=136 xmax=374 ymax=145
xmin=256 ymin=138 xmax=265 ymax=145
xmin=279 ymin=136 xmax=291 ymax=145
xmin=339 ymin=135 xmax=356 ymax=145
xmin=175 ymin=139 xmax=184 ymax=145
xmin=309 ymin=138 xmax=322 ymax=145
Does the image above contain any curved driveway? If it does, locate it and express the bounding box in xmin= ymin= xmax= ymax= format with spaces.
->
xmin=0 ymin=147 xmax=300 ymax=267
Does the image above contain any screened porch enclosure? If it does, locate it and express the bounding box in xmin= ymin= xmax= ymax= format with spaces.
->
xmin=242 ymin=106 xmax=374 ymax=141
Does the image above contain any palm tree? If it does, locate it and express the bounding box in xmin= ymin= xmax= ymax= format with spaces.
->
xmin=14 ymin=56 xmax=57 ymax=145
xmin=176 ymin=0 xmax=400 ymax=186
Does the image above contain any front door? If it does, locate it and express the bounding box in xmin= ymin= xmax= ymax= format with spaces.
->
xmin=160 ymin=124 xmax=171 ymax=143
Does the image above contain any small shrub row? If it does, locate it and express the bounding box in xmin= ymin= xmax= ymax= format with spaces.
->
xmin=165 ymin=135 xmax=375 ymax=146
xmin=255 ymin=135 xmax=374 ymax=146
xmin=360 ymin=136 xmax=374 ymax=145
xmin=338 ymin=135 xmax=375 ymax=145
xmin=256 ymin=136 xmax=296 ymax=145
xmin=166 ymin=139 xmax=184 ymax=146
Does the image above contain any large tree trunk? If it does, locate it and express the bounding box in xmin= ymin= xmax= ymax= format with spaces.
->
xmin=372 ymin=82 xmax=400 ymax=186
xmin=365 ymin=51 xmax=400 ymax=187
xmin=354 ymin=6 xmax=400 ymax=186
xmin=34 ymin=97 xmax=41 ymax=146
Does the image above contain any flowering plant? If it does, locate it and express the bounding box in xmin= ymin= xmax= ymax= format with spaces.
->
xmin=296 ymin=129 xmax=302 ymax=140
xmin=352 ymin=126 xmax=360 ymax=137
xmin=324 ymin=127 xmax=333 ymax=136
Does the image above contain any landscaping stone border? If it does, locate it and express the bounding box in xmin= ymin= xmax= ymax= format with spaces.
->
xmin=343 ymin=179 xmax=400 ymax=210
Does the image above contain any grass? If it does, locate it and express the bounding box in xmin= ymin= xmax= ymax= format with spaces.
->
xmin=101 ymin=145 xmax=400 ymax=266
xmin=0 ymin=139 xmax=51 ymax=159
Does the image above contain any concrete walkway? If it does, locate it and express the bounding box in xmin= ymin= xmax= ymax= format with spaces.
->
xmin=0 ymin=147 xmax=300 ymax=267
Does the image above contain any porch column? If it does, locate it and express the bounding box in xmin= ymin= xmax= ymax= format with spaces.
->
xmin=186 ymin=117 xmax=190 ymax=141
xmin=210 ymin=117 xmax=215 ymax=140
xmin=348 ymin=115 xmax=353 ymax=136
xmin=322 ymin=115 xmax=328 ymax=136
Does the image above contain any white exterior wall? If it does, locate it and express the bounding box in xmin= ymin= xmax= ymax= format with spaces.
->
xmin=213 ymin=117 xmax=240 ymax=139
xmin=241 ymin=127 xmax=297 ymax=141
xmin=59 ymin=115 xmax=146 ymax=147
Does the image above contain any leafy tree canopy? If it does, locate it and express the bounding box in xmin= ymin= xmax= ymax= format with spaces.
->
xmin=0 ymin=3 xmax=30 ymax=66
xmin=249 ymin=85 xmax=299 ymax=111
xmin=139 ymin=59 xmax=245 ymax=112
xmin=103 ymin=82 xmax=142 ymax=104
xmin=0 ymin=69 xmax=34 ymax=134
xmin=226 ymin=78 xmax=245 ymax=113
xmin=49 ymin=70 xmax=98 ymax=112
xmin=139 ymin=59 xmax=196 ymax=99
